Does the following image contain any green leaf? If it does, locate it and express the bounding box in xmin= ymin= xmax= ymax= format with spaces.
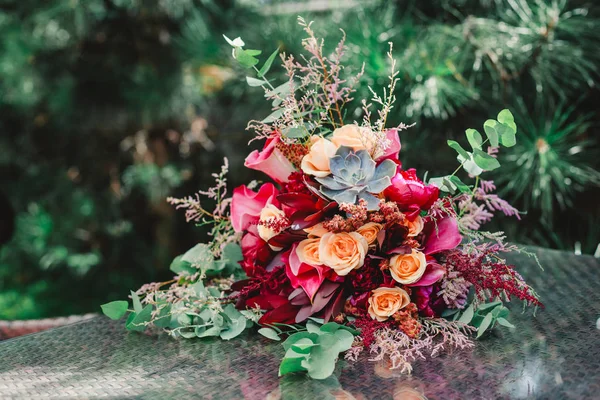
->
xmin=496 ymin=317 xmax=516 ymax=329
xmin=458 ymin=303 xmax=474 ymax=324
xmin=223 ymin=35 xmax=244 ymax=47
xmin=477 ymin=301 xmax=502 ymax=311
xmin=497 ymin=109 xmax=515 ymax=126
xmin=447 ymin=140 xmax=470 ymax=159
xmin=234 ymin=48 xmax=259 ymax=68
xmin=477 ymin=312 xmax=494 ymax=338
xmin=262 ymin=109 xmax=284 ymax=124
xmin=131 ymin=290 xmax=143 ymax=314
xmin=101 ymin=301 xmax=128 ymax=320
xmin=473 ymin=149 xmax=501 ymax=171
xmin=449 ymin=176 xmax=471 ymax=193
xmin=182 ymin=243 xmax=213 ymax=265
xmin=497 ymin=123 xmax=517 ymax=147
xmin=458 ymin=153 xmax=483 ymax=176
xmin=465 ymin=129 xmax=483 ymax=150
xmin=306 ymin=320 xmax=321 ymax=334
xmin=258 ymin=48 xmax=279 ymax=77
xmin=291 ymin=338 xmax=319 ymax=354
xmin=282 ymin=331 xmax=319 ymax=351
xmin=245 ymin=49 xmax=262 ymax=56
xmin=246 ymin=76 xmax=267 ymax=87
xmin=219 ymin=305 xmax=248 ymax=340
xmin=126 ymin=304 xmax=153 ymax=332
xmin=283 ymin=126 xmax=308 ymax=139
xmin=483 ymin=120 xmax=499 ymax=147
xmin=258 ymin=327 xmax=281 ymax=341
xmin=169 ymin=255 xmax=193 ymax=274
xmin=153 ymin=305 xmax=172 ymax=328
xmin=197 ymin=325 xmax=221 ymax=338
xmin=279 ymin=357 xmax=306 ymax=376
xmin=332 ymin=329 xmax=355 ymax=352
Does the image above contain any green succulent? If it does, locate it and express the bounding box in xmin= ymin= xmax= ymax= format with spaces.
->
xmin=315 ymin=146 xmax=396 ymax=210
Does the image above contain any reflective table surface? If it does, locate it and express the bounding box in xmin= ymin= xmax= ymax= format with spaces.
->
xmin=1 ymin=247 xmax=599 ymax=399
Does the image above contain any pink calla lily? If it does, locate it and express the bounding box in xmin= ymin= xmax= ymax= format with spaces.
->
xmin=423 ymin=215 xmax=462 ymax=255
xmin=407 ymin=262 xmax=446 ymax=287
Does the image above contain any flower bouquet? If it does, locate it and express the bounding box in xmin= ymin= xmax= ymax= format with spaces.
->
xmin=102 ymin=19 xmax=541 ymax=379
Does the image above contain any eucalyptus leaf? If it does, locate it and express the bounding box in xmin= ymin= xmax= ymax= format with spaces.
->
xmin=131 ymin=290 xmax=143 ymax=313
xmin=127 ymin=304 xmax=153 ymax=332
xmin=449 ymin=176 xmax=471 ymax=193
xmin=458 ymin=303 xmax=474 ymax=324
xmin=291 ymin=338 xmax=319 ymax=354
xmin=101 ymin=301 xmax=128 ymax=320
xmin=465 ymin=129 xmax=483 ymax=150
xmin=234 ymin=48 xmax=259 ymax=68
xmin=279 ymin=357 xmax=306 ymax=376
xmin=283 ymin=126 xmax=308 ymax=139
xmin=153 ymin=305 xmax=172 ymax=328
xmin=497 ymin=317 xmax=516 ymax=329
xmin=473 ymin=149 xmax=500 ymax=171
xmin=259 ymin=48 xmax=279 ymax=77
xmin=246 ymin=76 xmax=267 ymax=87
xmin=262 ymin=109 xmax=284 ymax=124
xmin=483 ymin=120 xmax=499 ymax=147
xmin=258 ymin=327 xmax=281 ymax=341
xmin=477 ymin=312 xmax=494 ymax=338
xmin=447 ymin=140 xmax=470 ymax=159
xmin=169 ymin=255 xmax=194 ymax=274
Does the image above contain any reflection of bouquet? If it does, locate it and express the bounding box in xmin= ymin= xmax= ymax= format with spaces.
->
xmin=102 ymin=19 xmax=541 ymax=379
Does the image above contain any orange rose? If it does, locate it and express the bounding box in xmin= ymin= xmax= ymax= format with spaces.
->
xmin=331 ymin=124 xmax=376 ymax=153
xmin=319 ymin=232 xmax=368 ymax=276
xmin=368 ymin=287 xmax=410 ymax=322
xmin=403 ymin=215 xmax=424 ymax=237
xmin=296 ymin=237 xmax=321 ymax=266
xmin=356 ymin=222 xmax=383 ymax=245
xmin=257 ymin=204 xmax=287 ymax=250
xmin=389 ymin=249 xmax=427 ymax=284
xmin=301 ymin=136 xmax=338 ymax=177
xmin=303 ymin=222 xmax=329 ymax=238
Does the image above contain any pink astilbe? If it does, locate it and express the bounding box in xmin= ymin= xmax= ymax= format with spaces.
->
xmin=437 ymin=265 xmax=471 ymax=309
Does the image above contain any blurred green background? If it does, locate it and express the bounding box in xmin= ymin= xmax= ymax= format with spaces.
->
xmin=0 ymin=0 xmax=598 ymax=320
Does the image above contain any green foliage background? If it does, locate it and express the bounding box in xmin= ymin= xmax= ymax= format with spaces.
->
xmin=1 ymin=0 xmax=598 ymax=319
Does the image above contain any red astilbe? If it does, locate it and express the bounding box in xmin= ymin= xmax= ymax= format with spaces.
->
xmin=276 ymin=142 xmax=309 ymax=167
xmin=256 ymin=215 xmax=290 ymax=233
xmin=281 ymin=172 xmax=312 ymax=195
xmin=369 ymin=201 xmax=405 ymax=226
xmin=444 ymin=249 xmax=542 ymax=307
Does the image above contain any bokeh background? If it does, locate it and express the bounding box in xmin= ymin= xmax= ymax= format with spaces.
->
xmin=0 ymin=0 xmax=598 ymax=320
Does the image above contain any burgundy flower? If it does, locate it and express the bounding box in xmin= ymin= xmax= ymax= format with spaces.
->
xmin=384 ymin=168 xmax=439 ymax=219
xmin=240 ymin=231 xmax=272 ymax=276
xmin=412 ymin=285 xmax=446 ymax=317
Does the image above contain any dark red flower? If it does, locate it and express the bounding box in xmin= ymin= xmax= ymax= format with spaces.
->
xmin=384 ymin=168 xmax=439 ymax=219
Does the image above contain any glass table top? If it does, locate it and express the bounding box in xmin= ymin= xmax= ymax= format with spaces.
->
xmin=1 ymin=247 xmax=599 ymax=399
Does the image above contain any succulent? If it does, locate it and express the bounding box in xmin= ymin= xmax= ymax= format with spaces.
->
xmin=315 ymin=146 xmax=396 ymax=210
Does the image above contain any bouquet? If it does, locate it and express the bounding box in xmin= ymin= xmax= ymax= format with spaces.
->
xmin=102 ymin=19 xmax=541 ymax=379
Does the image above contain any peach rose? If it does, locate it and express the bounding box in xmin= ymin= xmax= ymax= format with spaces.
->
xmin=389 ymin=249 xmax=427 ymax=285
xmin=368 ymin=287 xmax=410 ymax=322
xmin=257 ymin=204 xmax=287 ymax=250
xmin=356 ymin=222 xmax=383 ymax=245
xmin=303 ymin=222 xmax=328 ymax=238
xmin=301 ymin=136 xmax=338 ymax=177
xmin=331 ymin=124 xmax=376 ymax=153
xmin=319 ymin=232 xmax=368 ymax=276
xmin=296 ymin=238 xmax=321 ymax=266
xmin=403 ymin=215 xmax=424 ymax=237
